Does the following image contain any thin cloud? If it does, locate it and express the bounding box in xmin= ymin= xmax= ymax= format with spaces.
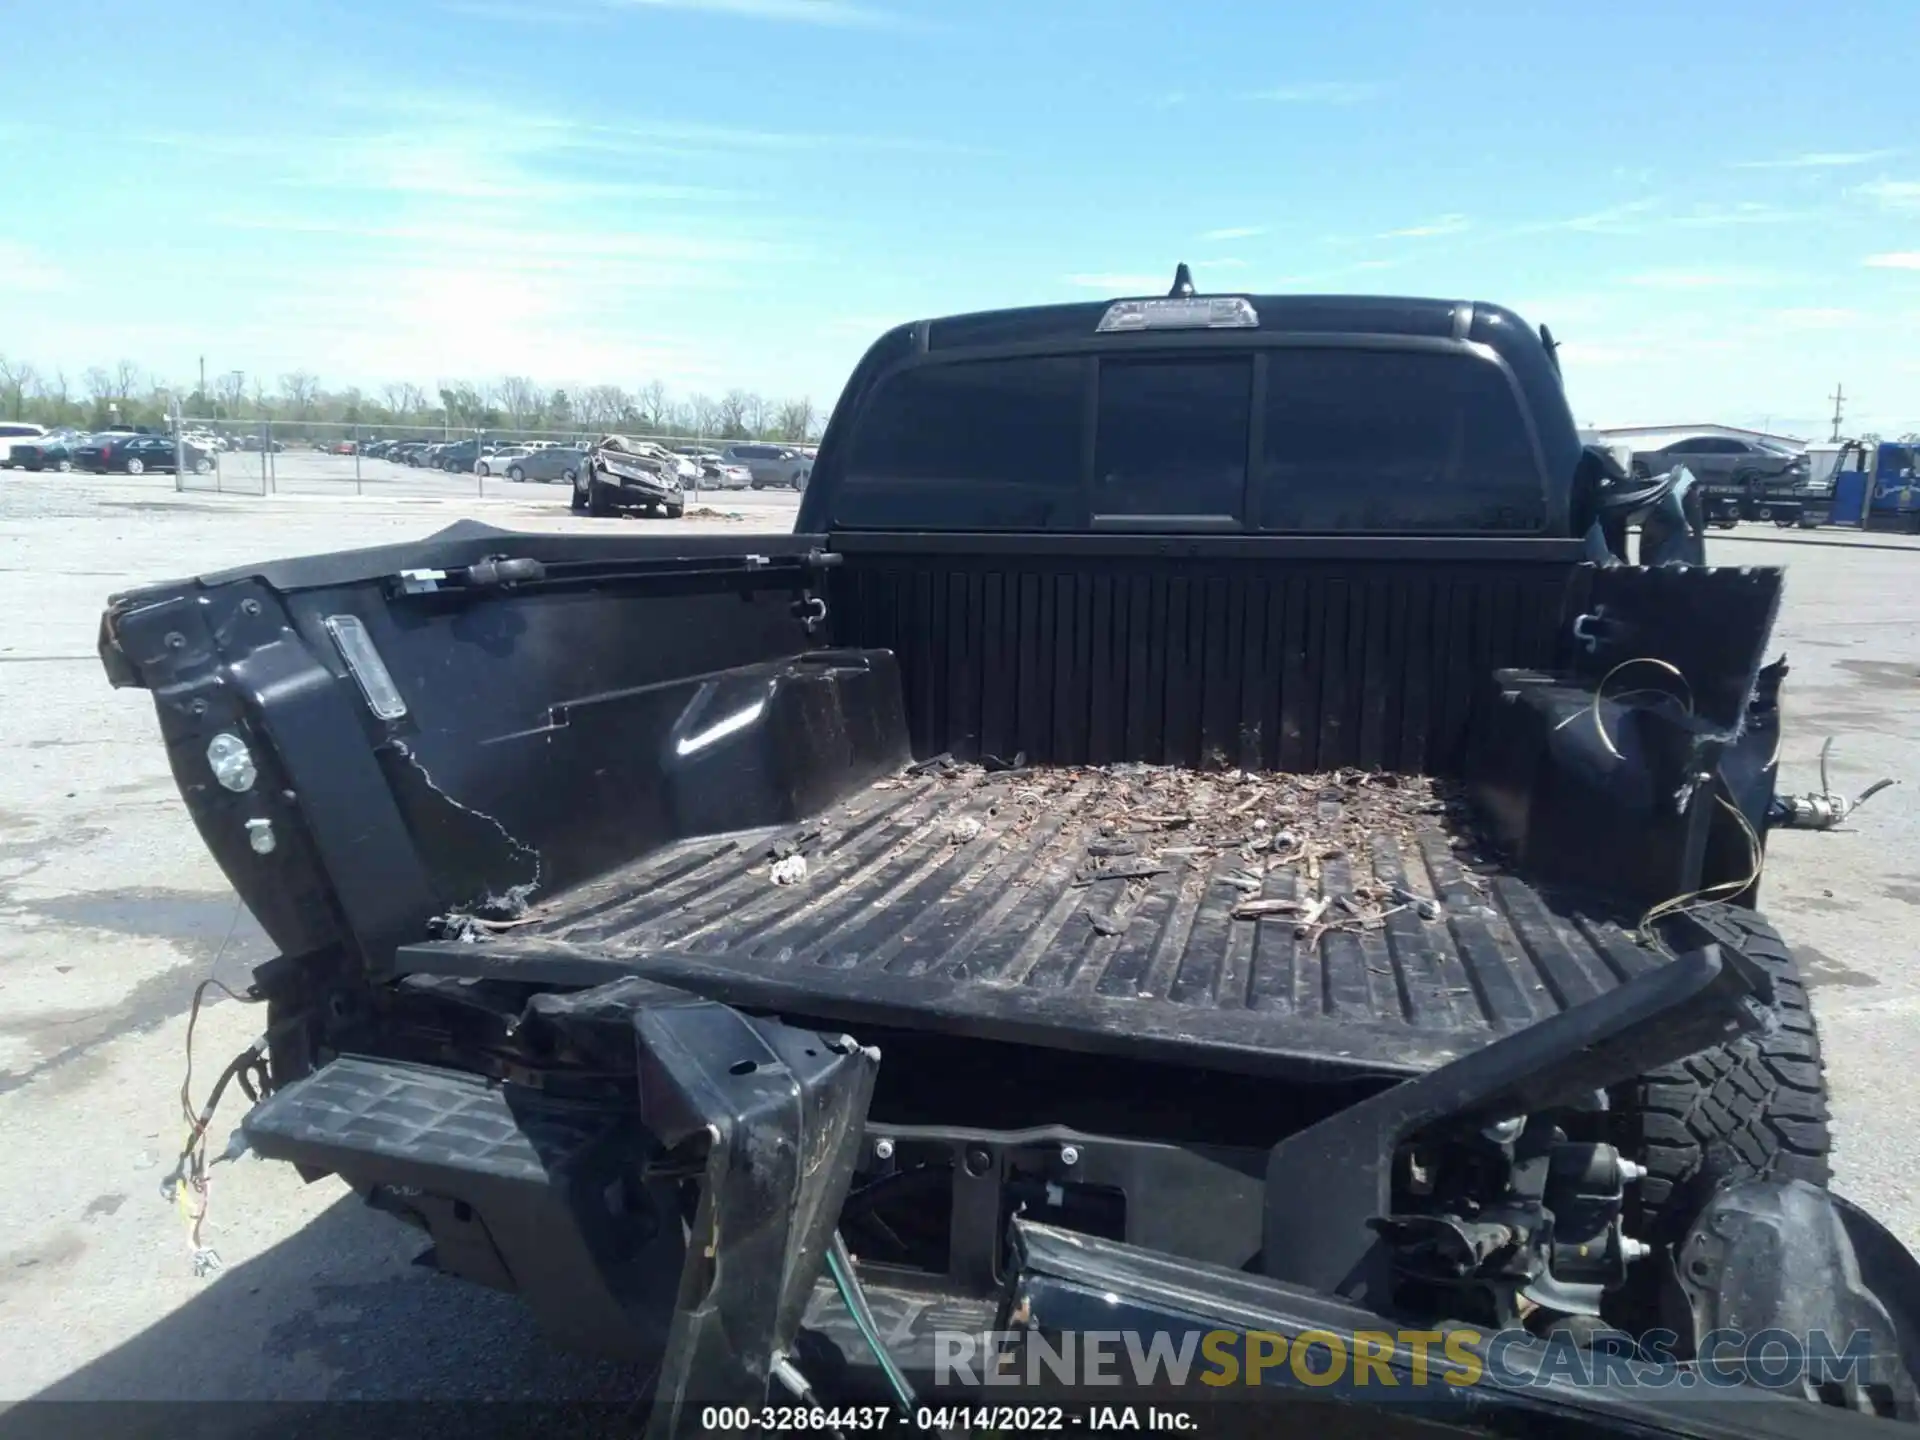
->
xmin=0 ymin=242 xmax=66 ymax=294
xmin=1856 ymin=179 xmax=1920 ymax=212
xmin=603 ymin=0 xmax=909 ymax=26
xmin=1249 ymin=81 xmax=1381 ymax=105
xmin=1381 ymin=213 xmax=1469 ymax=239
xmin=1669 ymin=202 xmax=1805 ymax=228
xmin=1519 ymin=198 xmax=1660 ymax=235
xmin=1736 ymin=149 xmax=1897 ymax=169
xmin=1865 ymin=252 xmax=1920 ymax=269
xmin=1202 ymin=226 xmax=1264 ymax=242
xmin=1771 ymin=308 xmax=1860 ymax=329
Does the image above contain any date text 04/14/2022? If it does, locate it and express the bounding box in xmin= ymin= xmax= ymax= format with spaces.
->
xmin=696 ymin=1405 xmax=1197 ymax=1431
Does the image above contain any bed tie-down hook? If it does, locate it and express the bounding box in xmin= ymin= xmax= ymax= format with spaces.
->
xmin=791 ymin=592 xmax=828 ymax=634
xmin=1770 ymin=737 xmax=1897 ymax=830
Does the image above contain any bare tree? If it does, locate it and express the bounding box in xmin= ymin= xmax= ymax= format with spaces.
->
xmin=716 ymin=389 xmax=754 ymax=439
xmin=111 ymin=360 xmax=141 ymax=403
xmin=579 ymin=385 xmax=631 ymax=431
xmin=775 ymin=397 xmax=816 ymax=442
xmin=216 ymin=371 xmax=248 ymax=418
xmin=399 ymin=382 xmax=430 ymax=419
xmin=84 ymin=367 xmax=114 ymax=406
xmin=496 ymin=375 xmax=545 ymax=428
xmin=686 ymin=393 xmax=718 ymax=437
xmin=0 ymin=357 xmax=39 ymax=420
xmin=743 ymin=392 xmax=772 ymax=438
xmin=637 ymin=380 xmax=672 ymax=432
xmin=280 ymin=371 xmax=322 ymax=419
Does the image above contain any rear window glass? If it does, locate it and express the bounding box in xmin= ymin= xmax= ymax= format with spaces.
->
xmin=839 ymin=356 xmax=1084 ymax=527
xmin=1093 ymin=357 xmax=1250 ymax=518
xmin=1257 ymin=350 xmax=1544 ymax=531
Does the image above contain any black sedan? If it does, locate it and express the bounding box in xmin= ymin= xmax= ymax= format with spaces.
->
xmin=74 ymin=434 xmax=215 ymax=476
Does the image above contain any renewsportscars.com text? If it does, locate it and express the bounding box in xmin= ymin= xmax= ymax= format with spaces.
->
xmin=934 ymin=1326 xmax=1893 ymax=1396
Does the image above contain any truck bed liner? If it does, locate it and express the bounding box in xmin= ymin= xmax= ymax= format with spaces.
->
xmin=398 ymin=763 xmax=1669 ymax=1077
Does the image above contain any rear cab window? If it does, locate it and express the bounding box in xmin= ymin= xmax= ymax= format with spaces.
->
xmin=840 ymin=356 xmax=1084 ymax=528
xmin=834 ymin=345 xmax=1547 ymax=532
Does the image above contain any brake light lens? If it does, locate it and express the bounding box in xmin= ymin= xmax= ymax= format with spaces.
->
xmin=1097 ymin=296 xmax=1259 ymax=332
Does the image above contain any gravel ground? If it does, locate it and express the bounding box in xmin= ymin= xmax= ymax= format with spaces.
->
xmin=0 ymin=476 xmax=1914 ymax=1405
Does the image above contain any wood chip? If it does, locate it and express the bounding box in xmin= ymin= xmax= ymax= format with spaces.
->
xmin=1293 ymin=895 xmax=1332 ymax=936
xmin=1232 ymin=897 xmax=1305 ymax=919
xmin=1072 ymin=860 xmax=1169 ymax=887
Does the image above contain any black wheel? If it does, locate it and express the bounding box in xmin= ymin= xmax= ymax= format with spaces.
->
xmin=1612 ymin=905 xmax=1830 ymax=1240
xmin=569 ymin=479 xmax=587 ymax=514
xmin=664 ymin=504 xmax=684 ymax=519
xmin=193 ymin=457 xmax=212 ymax=475
xmin=125 ymin=457 xmax=145 ymax=476
xmin=587 ymin=477 xmax=613 ymax=517
xmin=508 ymin=465 xmax=525 ymax=482
xmin=55 ymin=459 xmax=72 ymax=473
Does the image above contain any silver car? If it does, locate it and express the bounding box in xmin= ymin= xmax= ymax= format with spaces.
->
xmin=478 ymin=446 xmax=533 ymax=478
xmin=504 ymin=446 xmax=585 ymax=484
xmin=720 ymin=443 xmax=811 ymax=491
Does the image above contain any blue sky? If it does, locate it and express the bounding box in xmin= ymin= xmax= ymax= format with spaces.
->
xmin=4 ymin=0 xmax=1919 ymax=434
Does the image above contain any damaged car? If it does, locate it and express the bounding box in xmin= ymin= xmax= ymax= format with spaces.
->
xmin=101 ymin=272 xmax=1920 ymax=1436
xmin=571 ymin=434 xmax=687 ymax=518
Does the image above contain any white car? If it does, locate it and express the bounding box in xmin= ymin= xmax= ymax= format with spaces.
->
xmin=477 ymin=446 xmax=532 ymax=478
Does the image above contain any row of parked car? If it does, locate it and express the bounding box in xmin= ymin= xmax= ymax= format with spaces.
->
xmin=354 ymin=435 xmax=816 ymax=491
xmin=2 ymin=426 xmax=220 ymax=476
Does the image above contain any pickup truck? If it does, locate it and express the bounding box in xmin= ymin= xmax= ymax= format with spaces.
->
xmin=100 ymin=278 xmax=1920 ymax=1435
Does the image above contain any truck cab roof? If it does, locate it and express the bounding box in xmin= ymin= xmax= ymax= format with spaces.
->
xmin=799 ymin=288 xmax=1583 ymax=538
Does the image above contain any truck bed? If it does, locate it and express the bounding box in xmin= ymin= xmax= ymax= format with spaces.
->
xmin=398 ymin=761 xmax=1668 ymax=1077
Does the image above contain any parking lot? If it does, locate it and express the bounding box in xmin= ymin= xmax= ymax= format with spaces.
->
xmin=174 ymin=444 xmax=792 ymax=504
xmin=0 ymin=474 xmax=1915 ymax=1407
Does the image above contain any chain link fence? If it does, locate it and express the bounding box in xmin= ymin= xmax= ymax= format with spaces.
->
xmin=167 ymin=415 xmax=783 ymax=503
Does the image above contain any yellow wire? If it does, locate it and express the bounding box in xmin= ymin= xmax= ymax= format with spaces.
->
xmin=1638 ymin=794 xmax=1764 ymax=937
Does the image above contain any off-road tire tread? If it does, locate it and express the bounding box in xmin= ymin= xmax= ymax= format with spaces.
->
xmin=1615 ymin=905 xmax=1830 ymax=1235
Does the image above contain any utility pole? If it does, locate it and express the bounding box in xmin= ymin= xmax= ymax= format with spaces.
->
xmin=1829 ymin=383 xmax=1846 ymax=442
xmin=198 ymin=355 xmax=206 ymax=407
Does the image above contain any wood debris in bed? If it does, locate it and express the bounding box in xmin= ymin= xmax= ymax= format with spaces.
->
xmin=864 ymin=757 xmax=1502 ymax=938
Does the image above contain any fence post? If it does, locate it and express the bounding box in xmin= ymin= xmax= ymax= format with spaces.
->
xmin=475 ymin=427 xmax=483 ymax=499
xmin=354 ymin=424 xmax=363 ymax=495
xmin=172 ymin=398 xmax=185 ymax=493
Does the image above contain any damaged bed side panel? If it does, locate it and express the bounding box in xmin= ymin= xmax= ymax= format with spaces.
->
xmin=100 ymin=531 xmax=899 ymax=975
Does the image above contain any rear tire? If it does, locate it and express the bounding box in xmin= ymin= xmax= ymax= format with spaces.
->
xmin=125 ymin=457 xmax=145 ymax=476
xmin=1612 ymin=905 xmax=1831 ymax=1240
xmin=665 ymin=503 xmax=684 ymax=519
xmin=587 ymin=476 xmax=613 ymax=517
xmin=194 ymin=457 xmax=212 ymax=475
xmin=55 ymin=459 xmax=72 ymax=473
xmin=508 ymin=465 xmax=525 ymax=483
